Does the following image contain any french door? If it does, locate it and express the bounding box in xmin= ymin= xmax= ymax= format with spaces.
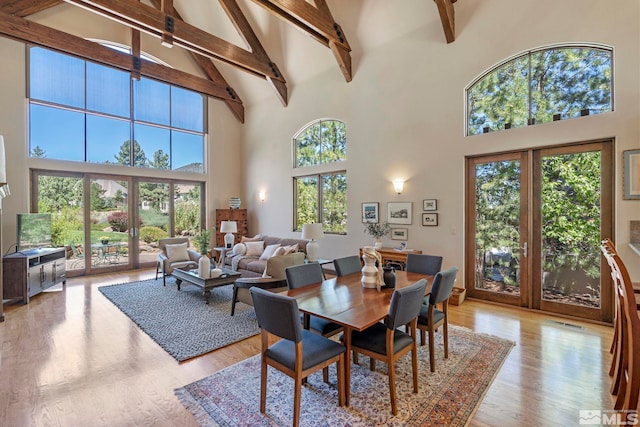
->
xmin=465 ymin=140 xmax=613 ymax=322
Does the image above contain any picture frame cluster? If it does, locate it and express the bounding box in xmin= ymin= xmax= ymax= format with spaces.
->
xmin=422 ymin=199 xmax=438 ymax=226
xmin=361 ymin=198 xmax=439 ymax=242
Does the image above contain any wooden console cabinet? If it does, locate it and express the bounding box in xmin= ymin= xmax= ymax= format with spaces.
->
xmin=3 ymin=247 xmax=67 ymax=304
xmin=359 ymin=247 xmax=422 ymax=270
xmin=215 ymin=209 xmax=248 ymax=247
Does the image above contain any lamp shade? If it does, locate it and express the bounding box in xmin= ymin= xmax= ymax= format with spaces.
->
xmin=301 ymin=223 xmax=324 ymax=240
xmin=0 ymin=135 xmax=6 ymax=185
xmin=220 ymin=221 xmax=238 ymax=233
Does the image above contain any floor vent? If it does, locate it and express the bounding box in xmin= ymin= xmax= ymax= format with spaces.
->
xmin=547 ymin=320 xmax=584 ymax=329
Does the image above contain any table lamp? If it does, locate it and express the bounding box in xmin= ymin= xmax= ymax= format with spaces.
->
xmin=301 ymin=223 xmax=324 ymax=262
xmin=220 ymin=220 xmax=238 ymax=248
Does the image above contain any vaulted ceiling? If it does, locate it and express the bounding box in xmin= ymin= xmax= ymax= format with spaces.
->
xmin=0 ymin=0 xmax=458 ymax=124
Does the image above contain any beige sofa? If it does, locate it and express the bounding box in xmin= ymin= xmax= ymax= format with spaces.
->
xmin=221 ymin=235 xmax=308 ymax=278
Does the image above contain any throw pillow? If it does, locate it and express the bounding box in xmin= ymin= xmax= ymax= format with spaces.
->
xmin=283 ymin=243 xmax=299 ymax=255
xmin=259 ymin=244 xmax=281 ymax=260
xmin=232 ymin=243 xmax=246 ymax=256
xmin=165 ymin=242 xmax=189 ymax=262
xmin=241 ymin=235 xmax=262 ymax=243
xmin=245 ymin=241 xmax=265 ymax=257
xmin=272 ymin=246 xmax=286 ymax=257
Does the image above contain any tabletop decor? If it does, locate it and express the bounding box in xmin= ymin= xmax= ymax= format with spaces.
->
xmin=364 ymin=221 xmax=390 ymax=249
xmin=361 ymin=246 xmax=383 ymax=289
xmin=195 ymin=228 xmax=213 ymax=278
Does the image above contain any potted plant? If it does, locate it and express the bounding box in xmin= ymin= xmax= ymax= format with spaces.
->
xmin=195 ymin=228 xmax=213 ymax=256
xmin=364 ymin=222 xmax=390 ymax=249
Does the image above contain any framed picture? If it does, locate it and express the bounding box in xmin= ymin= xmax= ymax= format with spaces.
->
xmin=387 ymin=202 xmax=412 ymax=224
xmin=422 ymin=213 xmax=438 ymax=226
xmin=423 ymin=199 xmax=437 ymax=211
xmin=391 ymin=228 xmax=408 ymax=240
xmin=624 ymin=149 xmax=640 ymax=200
xmin=361 ymin=202 xmax=379 ymax=223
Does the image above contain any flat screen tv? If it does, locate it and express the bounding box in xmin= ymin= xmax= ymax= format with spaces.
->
xmin=17 ymin=213 xmax=52 ymax=252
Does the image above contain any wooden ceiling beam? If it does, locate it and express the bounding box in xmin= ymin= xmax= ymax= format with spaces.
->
xmin=0 ymin=11 xmax=241 ymax=104
xmin=0 ymin=0 xmax=64 ymax=18
xmin=250 ymin=0 xmax=352 ymax=82
xmin=434 ymin=0 xmax=456 ymax=44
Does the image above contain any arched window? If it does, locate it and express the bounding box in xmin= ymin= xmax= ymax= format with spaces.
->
xmin=293 ymin=119 xmax=347 ymax=234
xmin=466 ymin=44 xmax=612 ymax=136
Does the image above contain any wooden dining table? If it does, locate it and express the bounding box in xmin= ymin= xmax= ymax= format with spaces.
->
xmin=283 ymin=270 xmax=433 ymax=406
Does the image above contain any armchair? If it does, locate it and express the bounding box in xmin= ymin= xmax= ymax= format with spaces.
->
xmin=231 ymin=252 xmax=305 ymax=316
xmin=155 ymin=237 xmax=201 ymax=286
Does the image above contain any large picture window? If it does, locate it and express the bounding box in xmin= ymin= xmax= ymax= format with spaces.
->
xmin=28 ymin=46 xmax=206 ymax=172
xmin=466 ymin=45 xmax=612 ymax=135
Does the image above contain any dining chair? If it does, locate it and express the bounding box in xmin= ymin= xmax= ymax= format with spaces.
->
xmin=333 ymin=255 xmax=362 ymax=276
xmin=349 ymin=279 xmax=428 ymax=416
xmin=416 ymin=266 xmax=459 ymax=372
xmin=285 ymin=263 xmax=343 ymax=337
xmin=250 ymin=287 xmax=346 ymax=427
xmin=405 ymin=253 xmax=443 ymax=276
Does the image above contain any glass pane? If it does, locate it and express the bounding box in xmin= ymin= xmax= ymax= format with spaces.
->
xmin=139 ymin=180 xmax=170 ymax=264
xmin=174 ymin=183 xmax=201 ymax=248
xmin=295 ymin=123 xmax=322 ymax=167
xmin=474 ymin=160 xmax=521 ymax=295
xmin=172 ymin=131 xmax=204 ymax=172
xmin=295 ymin=176 xmax=318 ymax=229
xmin=320 ymin=120 xmax=346 ymax=163
xmin=37 ymin=175 xmax=85 ymax=272
xmin=29 ymin=104 xmax=85 ymax=161
xmin=171 ymin=86 xmax=204 ymax=132
xmin=541 ymin=151 xmax=601 ymax=308
xmin=531 ymin=48 xmax=612 ymax=124
xmin=90 ymin=178 xmax=129 ymax=268
xmin=322 ymin=173 xmax=347 ymax=233
xmin=29 ymin=47 xmax=84 ymax=108
xmin=87 ymin=115 xmax=130 ymax=164
xmin=86 ymin=62 xmax=130 ymax=117
xmin=134 ymin=77 xmax=170 ymax=125
xmin=468 ymin=56 xmax=530 ymax=135
xmin=133 ymin=123 xmax=170 ymax=168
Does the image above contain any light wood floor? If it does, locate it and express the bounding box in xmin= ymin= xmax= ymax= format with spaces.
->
xmin=0 ymin=269 xmax=615 ymax=426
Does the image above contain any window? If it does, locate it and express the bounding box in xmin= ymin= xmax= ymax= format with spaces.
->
xmin=28 ymin=46 xmax=206 ymax=172
xmin=293 ymin=119 xmax=347 ymax=233
xmin=466 ymin=45 xmax=612 ymax=135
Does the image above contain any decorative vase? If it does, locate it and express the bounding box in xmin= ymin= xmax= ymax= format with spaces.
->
xmin=229 ymin=197 xmax=241 ymax=209
xmin=198 ymin=255 xmax=211 ymax=278
xmin=374 ymin=239 xmax=383 ymax=249
xmin=361 ymin=246 xmax=382 ymax=289
xmin=383 ymin=266 xmax=396 ymax=288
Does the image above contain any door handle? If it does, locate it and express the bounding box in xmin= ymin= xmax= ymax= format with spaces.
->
xmin=522 ymin=242 xmax=528 ymax=257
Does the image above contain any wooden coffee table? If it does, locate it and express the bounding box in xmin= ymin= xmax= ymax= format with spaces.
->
xmin=171 ymin=267 xmax=241 ymax=304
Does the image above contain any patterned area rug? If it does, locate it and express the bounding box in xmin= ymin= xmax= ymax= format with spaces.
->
xmin=175 ymin=326 xmax=515 ymax=426
xmin=99 ymin=277 xmax=259 ymax=362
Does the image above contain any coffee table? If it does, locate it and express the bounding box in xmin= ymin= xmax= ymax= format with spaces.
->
xmin=171 ymin=267 xmax=241 ymax=304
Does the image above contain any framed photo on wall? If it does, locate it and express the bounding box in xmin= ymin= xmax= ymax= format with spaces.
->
xmin=391 ymin=228 xmax=408 ymax=240
xmin=624 ymin=149 xmax=640 ymax=200
xmin=362 ymin=202 xmax=379 ymax=223
xmin=423 ymin=199 xmax=437 ymax=211
xmin=422 ymin=213 xmax=438 ymax=226
xmin=387 ymin=202 xmax=412 ymax=224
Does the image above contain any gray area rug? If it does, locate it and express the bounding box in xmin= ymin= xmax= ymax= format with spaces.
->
xmin=99 ymin=276 xmax=258 ymax=362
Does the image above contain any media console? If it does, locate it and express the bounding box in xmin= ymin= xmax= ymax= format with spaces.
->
xmin=3 ymin=247 xmax=66 ymax=304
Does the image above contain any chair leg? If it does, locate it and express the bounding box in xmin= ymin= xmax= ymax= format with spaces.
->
xmin=155 ymin=261 xmax=160 ymax=280
xmin=428 ymin=327 xmax=436 ymax=372
xmin=260 ymin=357 xmax=267 ymax=414
xmin=337 ymin=355 xmax=345 ymax=406
xmin=443 ymin=321 xmax=449 ymax=359
xmin=388 ymin=354 xmax=398 ymax=416
xmin=231 ymin=286 xmax=239 ymax=316
xmin=323 ymin=367 xmax=329 ymax=383
xmin=293 ymin=376 xmax=302 ymax=427
xmin=369 ymin=357 xmax=376 ymax=371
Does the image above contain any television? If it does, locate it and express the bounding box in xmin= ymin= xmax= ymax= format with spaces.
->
xmin=17 ymin=213 xmax=52 ymax=252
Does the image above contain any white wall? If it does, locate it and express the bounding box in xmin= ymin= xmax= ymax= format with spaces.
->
xmin=241 ymin=0 xmax=640 ymax=283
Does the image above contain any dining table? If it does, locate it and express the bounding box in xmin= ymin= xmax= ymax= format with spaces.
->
xmin=283 ymin=270 xmax=433 ymax=406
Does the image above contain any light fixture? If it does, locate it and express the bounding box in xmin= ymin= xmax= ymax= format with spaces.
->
xmin=393 ymin=179 xmax=404 ymax=194
xmin=301 ymin=223 xmax=324 ymax=263
xmin=259 ymin=190 xmax=266 ymax=203
xmin=0 ymin=135 xmax=9 ymax=200
xmin=220 ymin=220 xmax=238 ymax=248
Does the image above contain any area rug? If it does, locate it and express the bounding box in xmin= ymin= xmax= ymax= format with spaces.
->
xmin=175 ymin=326 xmax=515 ymax=426
xmin=99 ymin=277 xmax=259 ymax=362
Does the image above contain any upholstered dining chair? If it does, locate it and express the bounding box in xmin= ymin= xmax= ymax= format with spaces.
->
xmin=250 ymin=287 xmax=346 ymax=427
xmin=333 ymin=255 xmax=362 ymax=276
xmin=285 ymin=263 xmax=343 ymax=338
xmin=349 ymin=279 xmax=428 ymax=416
xmin=155 ymin=237 xmax=200 ymax=286
xmin=416 ymin=266 xmax=459 ymax=372
xmin=405 ymin=253 xmax=443 ymax=276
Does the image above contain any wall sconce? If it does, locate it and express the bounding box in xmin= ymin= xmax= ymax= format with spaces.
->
xmin=259 ymin=191 xmax=266 ymax=203
xmin=393 ymin=179 xmax=404 ymax=194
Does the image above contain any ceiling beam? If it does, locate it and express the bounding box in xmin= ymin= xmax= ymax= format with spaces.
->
xmin=250 ymin=0 xmax=352 ymax=82
xmin=0 ymin=10 xmax=241 ymax=104
xmin=0 ymin=0 xmax=64 ymax=17
xmin=434 ymin=0 xmax=456 ymax=44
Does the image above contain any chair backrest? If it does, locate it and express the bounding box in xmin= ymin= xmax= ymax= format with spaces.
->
xmin=428 ymin=266 xmax=459 ymax=305
xmin=387 ymin=279 xmax=428 ymax=329
xmin=251 ymin=287 xmax=303 ymax=343
xmin=158 ymin=237 xmax=190 ymax=254
xmin=285 ymin=262 xmax=324 ymax=289
xmin=265 ymin=252 xmax=305 ymax=280
xmin=405 ymin=253 xmax=443 ymax=276
xmin=333 ymin=255 xmax=362 ymax=276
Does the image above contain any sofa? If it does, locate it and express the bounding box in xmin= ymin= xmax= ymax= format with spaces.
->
xmin=221 ymin=234 xmax=309 ymax=277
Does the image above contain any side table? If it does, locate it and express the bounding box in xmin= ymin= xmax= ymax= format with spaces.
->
xmin=212 ymin=246 xmax=233 ymax=267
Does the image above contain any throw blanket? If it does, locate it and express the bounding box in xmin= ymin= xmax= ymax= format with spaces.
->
xmin=230 ymin=254 xmax=258 ymax=271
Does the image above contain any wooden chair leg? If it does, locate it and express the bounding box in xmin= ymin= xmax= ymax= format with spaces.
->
xmin=323 ymin=367 xmax=329 ymax=383
xmin=388 ymin=353 xmax=397 ymax=416
xmin=231 ymin=286 xmax=239 ymax=316
xmin=293 ymin=377 xmax=302 ymax=427
xmin=443 ymin=321 xmax=449 ymax=359
xmin=369 ymin=357 xmax=376 ymax=371
xmin=337 ymin=355 xmax=345 ymax=406
xmin=428 ymin=327 xmax=436 ymax=372
xmin=260 ymin=357 xmax=267 ymax=413
xmin=412 ymin=341 xmax=419 ymax=393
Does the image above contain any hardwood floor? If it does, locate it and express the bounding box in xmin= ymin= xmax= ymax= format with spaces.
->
xmin=0 ymin=269 xmax=615 ymax=426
